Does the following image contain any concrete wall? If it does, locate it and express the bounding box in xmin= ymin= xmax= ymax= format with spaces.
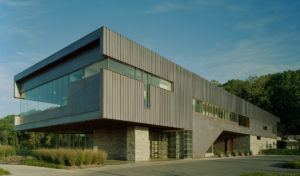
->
xmin=250 ymin=135 xmax=277 ymax=155
xmin=94 ymin=128 xmax=127 ymax=160
xmin=192 ymin=113 xmax=250 ymax=157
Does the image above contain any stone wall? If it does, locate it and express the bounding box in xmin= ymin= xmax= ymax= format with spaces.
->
xmin=250 ymin=135 xmax=277 ymax=155
xmin=233 ymin=136 xmax=250 ymax=151
xmin=213 ymin=135 xmax=250 ymax=154
xmin=127 ymin=126 xmax=150 ymax=161
xmin=93 ymin=128 xmax=127 ymax=160
xmin=213 ymin=138 xmax=225 ymax=154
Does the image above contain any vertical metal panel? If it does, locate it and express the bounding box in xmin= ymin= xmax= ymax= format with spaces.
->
xmin=191 ymin=73 xmax=279 ymax=124
xmin=101 ymin=27 xmax=175 ymax=82
xmin=101 ymin=26 xmax=278 ymax=129
xmin=103 ymin=69 xmax=183 ymax=128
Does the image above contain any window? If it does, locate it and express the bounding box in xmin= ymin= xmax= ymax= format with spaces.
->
xmin=84 ymin=60 xmax=107 ymax=78
xmin=69 ymin=69 xmax=83 ymax=83
xmin=149 ymin=75 xmax=172 ymax=91
xmin=257 ymin=136 xmax=261 ymax=140
xmin=263 ymin=126 xmax=268 ymax=131
xmin=238 ymin=115 xmax=249 ymax=127
xmin=143 ymin=72 xmax=149 ymax=108
xmin=20 ymin=74 xmax=69 ymax=116
xmin=108 ymin=59 xmax=136 ymax=79
xmin=192 ymin=99 xmax=203 ymax=113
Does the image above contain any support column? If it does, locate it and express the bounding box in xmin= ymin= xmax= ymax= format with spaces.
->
xmin=127 ymin=126 xmax=150 ymax=161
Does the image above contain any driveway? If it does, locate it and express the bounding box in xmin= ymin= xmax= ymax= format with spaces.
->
xmin=1 ymin=155 xmax=300 ymax=176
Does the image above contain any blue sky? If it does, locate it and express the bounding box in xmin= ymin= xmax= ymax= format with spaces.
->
xmin=0 ymin=0 xmax=300 ymax=118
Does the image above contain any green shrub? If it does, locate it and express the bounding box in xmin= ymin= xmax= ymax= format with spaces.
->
xmin=282 ymin=160 xmax=300 ymax=169
xmin=32 ymin=148 xmax=107 ymax=166
xmin=16 ymin=150 xmax=33 ymax=156
xmin=76 ymin=151 xmax=85 ymax=166
xmin=0 ymin=145 xmax=15 ymax=158
xmin=263 ymin=149 xmax=300 ymax=155
xmin=0 ymin=168 xmax=11 ymax=175
xmin=64 ymin=150 xmax=76 ymax=166
xmin=84 ymin=150 xmax=93 ymax=165
xmin=92 ymin=150 xmax=107 ymax=165
xmin=216 ymin=151 xmax=223 ymax=155
xmin=21 ymin=158 xmax=63 ymax=169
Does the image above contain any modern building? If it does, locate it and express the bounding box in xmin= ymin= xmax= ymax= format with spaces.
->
xmin=14 ymin=27 xmax=279 ymax=161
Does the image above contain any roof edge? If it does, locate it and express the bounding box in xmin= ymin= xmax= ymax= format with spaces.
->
xmin=14 ymin=27 xmax=103 ymax=82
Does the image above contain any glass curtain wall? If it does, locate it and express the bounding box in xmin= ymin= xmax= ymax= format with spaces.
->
xmin=20 ymin=58 xmax=173 ymax=116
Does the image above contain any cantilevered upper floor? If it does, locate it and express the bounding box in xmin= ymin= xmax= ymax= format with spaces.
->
xmin=14 ymin=26 xmax=280 ymax=139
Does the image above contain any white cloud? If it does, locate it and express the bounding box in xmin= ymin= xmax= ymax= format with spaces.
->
xmin=0 ymin=0 xmax=35 ymax=8
xmin=185 ymin=33 xmax=300 ymax=83
xmin=1 ymin=25 xmax=34 ymax=39
xmin=234 ymin=16 xmax=279 ymax=30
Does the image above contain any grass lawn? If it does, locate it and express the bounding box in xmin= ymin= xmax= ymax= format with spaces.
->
xmin=240 ymin=173 xmax=300 ymax=176
xmin=282 ymin=160 xmax=300 ymax=169
xmin=240 ymin=172 xmax=300 ymax=176
xmin=0 ymin=168 xmax=10 ymax=175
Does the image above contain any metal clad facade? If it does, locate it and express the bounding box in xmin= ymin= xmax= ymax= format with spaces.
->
xmin=102 ymin=69 xmax=181 ymax=128
xmin=191 ymin=73 xmax=279 ymax=125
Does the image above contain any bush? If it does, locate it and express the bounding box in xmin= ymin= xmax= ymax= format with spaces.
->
xmin=263 ymin=149 xmax=300 ymax=155
xmin=16 ymin=150 xmax=33 ymax=156
xmin=282 ymin=160 xmax=300 ymax=169
xmin=0 ymin=168 xmax=10 ymax=175
xmin=32 ymin=148 xmax=107 ymax=166
xmin=84 ymin=150 xmax=93 ymax=165
xmin=0 ymin=145 xmax=15 ymax=158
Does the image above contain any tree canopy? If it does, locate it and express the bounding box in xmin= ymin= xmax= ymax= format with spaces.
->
xmin=221 ymin=69 xmax=300 ymax=135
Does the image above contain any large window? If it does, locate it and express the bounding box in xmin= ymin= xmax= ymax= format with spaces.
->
xmin=20 ymin=74 xmax=69 ymax=116
xmin=20 ymin=58 xmax=173 ymax=116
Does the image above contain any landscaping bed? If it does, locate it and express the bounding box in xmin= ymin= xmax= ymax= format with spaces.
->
xmin=0 ymin=145 xmax=107 ymax=169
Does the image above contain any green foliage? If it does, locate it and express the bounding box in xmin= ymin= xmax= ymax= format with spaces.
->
xmin=21 ymin=158 xmax=64 ymax=169
xmin=282 ymin=160 xmax=300 ymax=169
xmin=263 ymin=149 xmax=300 ymax=155
xmin=16 ymin=150 xmax=33 ymax=156
xmin=216 ymin=151 xmax=223 ymax=155
xmin=240 ymin=173 xmax=300 ymax=176
xmin=0 ymin=168 xmax=11 ymax=175
xmin=0 ymin=145 xmax=15 ymax=158
xmin=222 ymin=69 xmax=300 ymax=135
xmin=33 ymin=148 xmax=107 ymax=166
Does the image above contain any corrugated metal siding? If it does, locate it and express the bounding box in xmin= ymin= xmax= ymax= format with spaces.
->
xmin=101 ymin=26 xmax=279 ymax=129
xmin=102 ymin=69 xmax=191 ymax=129
xmin=191 ymin=73 xmax=279 ymax=124
xmin=102 ymin=27 xmax=175 ymax=82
